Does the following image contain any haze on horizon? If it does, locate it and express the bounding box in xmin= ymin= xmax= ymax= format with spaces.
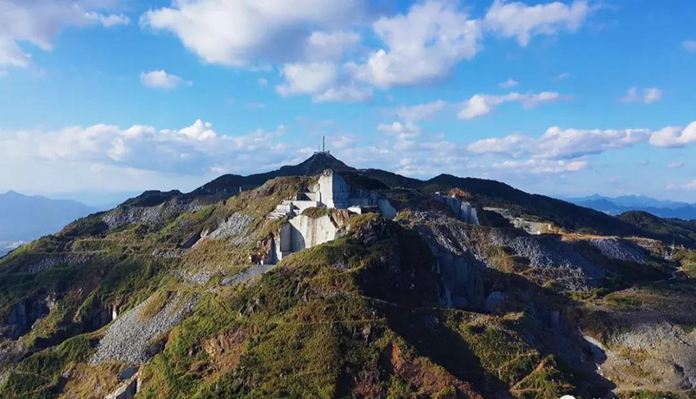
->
xmin=0 ymin=0 xmax=695 ymax=202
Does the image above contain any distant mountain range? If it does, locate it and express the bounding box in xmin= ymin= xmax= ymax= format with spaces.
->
xmin=567 ymin=194 xmax=696 ymax=220
xmin=0 ymin=191 xmax=96 ymax=256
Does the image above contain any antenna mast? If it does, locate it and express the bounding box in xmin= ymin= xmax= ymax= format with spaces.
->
xmin=322 ymin=136 xmax=326 ymax=152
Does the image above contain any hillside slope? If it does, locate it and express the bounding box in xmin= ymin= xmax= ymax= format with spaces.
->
xmin=0 ymin=155 xmax=694 ymax=399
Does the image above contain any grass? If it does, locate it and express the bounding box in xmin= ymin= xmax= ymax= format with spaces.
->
xmin=0 ymin=335 xmax=95 ymax=398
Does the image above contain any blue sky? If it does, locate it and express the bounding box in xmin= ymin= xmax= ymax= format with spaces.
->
xmin=0 ymin=0 xmax=695 ymax=205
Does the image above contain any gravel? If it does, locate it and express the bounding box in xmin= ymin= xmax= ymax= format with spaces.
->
xmin=90 ymin=293 xmax=198 ymax=365
xmin=489 ymin=231 xmax=605 ymax=290
xmin=589 ymin=237 xmax=646 ymax=263
xmin=23 ymin=254 xmax=90 ymax=274
xmin=207 ymin=213 xmax=255 ymax=243
xmin=606 ymin=321 xmax=696 ymax=390
xmin=221 ymin=264 xmax=275 ymax=286
xmin=102 ymin=202 xmax=196 ymax=230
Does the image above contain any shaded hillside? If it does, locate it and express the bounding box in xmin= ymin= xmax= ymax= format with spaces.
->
xmin=619 ymin=211 xmax=696 ymax=247
xmin=418 ymin=174 xmax=644 ymax=238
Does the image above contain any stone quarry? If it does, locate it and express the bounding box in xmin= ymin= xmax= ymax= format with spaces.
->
xmin=266 ymin=169 xmax=399 ymax=262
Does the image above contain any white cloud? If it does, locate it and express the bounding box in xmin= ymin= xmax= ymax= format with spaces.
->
xmin=467 ymin=134 xmax=531 ymax=156
xmin=668 ymin=162 xmax=685 ymax=169
xmin=685 ymin=180 xmax=696 ymax=191
xmin=351 ymin=0 xmax=481 ymax=88
xmin=313 ymin=84 xmax=372 ymax=103
xmin=0 ymin=0 xmax=128 ymax=68
xmin=494 ymin=158 xmax=588 ymax=174
xmin=277 ymin=62 xmax=336 ymax=96
xmin=305 ymin=30 xmax=361 ymax=61
xmin=649 ymin=122 xmax=696 ymax=148
xmin=683 ymin=40 xmax=696 ymax=53
xmin=140 ymin=0 xmax=593 ymax=101
xmin=377 ymin=121 xmax=421 ymax=141
xmin=620 ymin=87 xmax=663 ymax=104
xmin=276 ymin=62 xmax=371 ymax=102
xmin=395 ymin=100 xmax=448 ymax=122
xmin=458 ymin=91 xmax=560 ymax=119
xmin=484 ymin=0 xmax=591 ymax=46
xmin=0 ymin=120 xmax=289 ymax=178
xmin=140 ymin=70 xmax=190 ymax=89
xmin=468 ymin=126 xmax=650 ymax=159
xmin=141 ymin=0 xmax=369 ymax=67
xmin=498 ymin=78 xmax=519 ymax=88
xmin=84 ymin=11 xmax=129 ymax=28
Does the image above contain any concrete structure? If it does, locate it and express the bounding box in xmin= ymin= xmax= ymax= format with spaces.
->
xmin=269 ymin=169 xmax=395 ymax=220
xmin=267 ymin=169 xmax=397 ymax=262
xmin=434 ymin=193 xmax=479 ymax=225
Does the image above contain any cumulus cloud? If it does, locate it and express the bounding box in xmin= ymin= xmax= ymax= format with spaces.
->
xmin=0 ymin=119 xmax=289 ymax=176
xmin=140 ymin=70 xmax=190 ymax=89
xmin=494 ymin=158 xmax=588 ymax=174
xmin=458 ymin=91 xmax=560 ymax=119
xmin=377 ymin=121 xmax=421 ymax=141
xmin=683 ymin=40 xmax=696 ymax=53
xmin=620 ymin=87 xmax=663 ymax=104
xmin=484 ymin=0 xmax=591 ymax=46
xmin=0 ymin=0 xmax=128 ymax=68
xmin=649 ymin=122 xmax=696 ymax=148
xmin=276 ymin=62 xmax=371 ymax=102
xmin=351 ymin=0 xmax=481 ymax=87
xmin=139 ymin=0 xmax=594 ymax=100
xmin=141 ymin=0 xmax=369 ymax=67
xmin=468 ymin=126 xmax=650 ymax=159
xmin=305 ymin=30 xmax=361 ymax=62
xmin=395 ymin=100 xmax=448 ymax=122
xmin=499 ymin=78 xmax=519 ymax=88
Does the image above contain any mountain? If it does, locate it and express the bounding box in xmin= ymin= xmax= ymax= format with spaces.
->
xmin=1 ymin=154 xmax=695 ymax=399
xmin=618 ymin=211 xmax=696 ymax=247
xmin=0 ymin=191 xmax=96 ymax=256
xmin=568 ymin=194 xmax=696 ymax=220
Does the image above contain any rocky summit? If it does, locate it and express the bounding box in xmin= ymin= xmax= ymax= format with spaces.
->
xmin=1 ymin=154 xmax=696 ymax=399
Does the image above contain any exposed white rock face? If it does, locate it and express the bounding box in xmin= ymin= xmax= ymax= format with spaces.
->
xmin=317 ymin=169 xmax=350 ymax=208
xmin=484 ymin=207 xmax=554 ymax=235
xmin=274 ymin=214 xmax=341 ymax=262
xmin=105 ymin=371 xmax=140 ymax=399
xmin=266 ymin=169 xmax=397 ymax=262
xmin=269 ymin=169 xmax=396 ymax=221
xmin=434 ymin=193 xmax=479 ymax=225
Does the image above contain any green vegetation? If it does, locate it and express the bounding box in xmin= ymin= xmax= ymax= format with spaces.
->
xmin=1 ymin=335 xmax=94 ymax=398
xmin=2 ymin=164 xmax=694 ymax=399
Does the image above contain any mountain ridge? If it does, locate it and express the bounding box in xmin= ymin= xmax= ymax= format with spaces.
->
xmin=568 ymin=194 xmax=696 ymax=220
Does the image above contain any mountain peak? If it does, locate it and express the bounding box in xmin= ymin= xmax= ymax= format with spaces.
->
xmin=280 ymin=152 xmax=355 ymax=176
